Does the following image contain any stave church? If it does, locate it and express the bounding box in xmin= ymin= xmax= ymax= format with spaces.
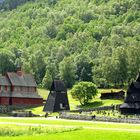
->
xmin=0 ymin=66 xmax=43 ymax=105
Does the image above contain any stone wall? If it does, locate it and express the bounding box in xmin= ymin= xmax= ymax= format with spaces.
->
xmin=0 ymin=105 xmax=9 ymax=113
xmin=59 ymin=112 xmax=140 ymax=124
xmin=59 ymin=112 xmax=93 ymax=120
xmin=0 ymin=105 xmax=39 ymax=113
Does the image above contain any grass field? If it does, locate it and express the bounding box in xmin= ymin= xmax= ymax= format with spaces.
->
xmin=2 ymin=129 xmax=140 ymax=140
xmin=0 ymin=118 xmax=140 ymax=140
xmin=38 ymin=88 xmax=124 ymax=111
xmin=0 ymin=88 xmax=128 ymax=140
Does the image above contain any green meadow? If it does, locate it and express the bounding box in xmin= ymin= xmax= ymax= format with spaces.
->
xmin=0 ymin=118 xmax=140 ymax=140
xmin=0 ymin=88 xmax=137 ymax=140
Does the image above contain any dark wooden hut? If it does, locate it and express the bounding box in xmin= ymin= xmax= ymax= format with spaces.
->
xmin=120 ymin=74 xmax=140 ymax=114
xmin=43 ymin=80 xmax=70 ymax=113
xmin=100 ymin=90 xmax=125 ymax=100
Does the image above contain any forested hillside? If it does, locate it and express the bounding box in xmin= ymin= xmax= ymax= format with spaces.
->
xmin=0 ymin=0 xmax=140 ymax=88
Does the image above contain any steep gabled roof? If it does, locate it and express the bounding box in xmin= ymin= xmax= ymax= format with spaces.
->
xmin=7 ymin=72 xmax=37 ymax=87
xmin=125 ymin=93 xmax=135 ymax=102
xmin=23 ymin=74 xmax=37 ymax=87
xmin=43 ymin=91 xmax=56 ymax=112
xmin=0 ymin=75 xmax=10 ymax=86
xmin=136 ymin=73 xmax=140 ymax=83
xmin=133 ymin=81 xmax=140 ymax=89
xmin=51 ymin=80 xmax=66 ymax=91
xmin=129 ymin=82 xmax=135 ymax=89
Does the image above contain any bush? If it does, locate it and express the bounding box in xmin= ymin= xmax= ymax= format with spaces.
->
xmin=70 ymin=82 xmax=98 ymax=105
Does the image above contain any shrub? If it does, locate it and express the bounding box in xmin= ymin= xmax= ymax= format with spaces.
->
xmin=70 ymin=82 xmax=98 ymax=105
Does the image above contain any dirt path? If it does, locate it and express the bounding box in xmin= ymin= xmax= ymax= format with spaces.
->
xmin=0 ymin=121 xmax=140 ymax=132
xmin=1 ymin=116 xmax=140 ymax=126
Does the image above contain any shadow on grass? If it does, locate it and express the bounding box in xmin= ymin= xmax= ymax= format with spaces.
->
xmin=78 ymin=101 xmax=103 ymax=109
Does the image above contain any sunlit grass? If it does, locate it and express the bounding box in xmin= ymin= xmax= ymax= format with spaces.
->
xmin=1 ymin=118 xmax=140 ymax=130
xmin=0 ymin=124 xmax=81 ymax=137
xmin=37 ymin=88 xmax=49 ymax=100
xmin=1 ymin=129 xmax=140 ymax=140
xmin=0 ymin=119 xmax=140 ymax=140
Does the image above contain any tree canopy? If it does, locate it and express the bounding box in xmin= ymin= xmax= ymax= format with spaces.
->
xmin=0 ymin=0 xmax=140 ymax=87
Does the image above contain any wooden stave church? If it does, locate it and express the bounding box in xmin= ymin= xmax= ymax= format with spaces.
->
xmin=120 ymin=74 xmax=140 ymax=114
xmin=0 ymin=66 xmax=43 ymax=105
xmin=43 ymin=80 xmax=70 ymax=113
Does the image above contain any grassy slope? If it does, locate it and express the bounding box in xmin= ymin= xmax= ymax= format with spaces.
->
xmin=37 ymin=88 xmax=49 ymax=100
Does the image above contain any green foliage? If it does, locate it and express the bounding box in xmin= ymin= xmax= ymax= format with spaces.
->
xmin=59 ymin=57 xmax=77 ymax=88
xmin=0 ymin=0 xmax=140 ymax=87
xmin=0 ymin=0 xmax=34 ymax=11
xmin=42 ymin=70 xmax=53 ymax=89
xmin=0 ymin=49 xmax=15 ymax=74
xmin=70 ymin=82 xmax=98 ymax=105
xmin=74 ymin=53 xmax=93 ymax=82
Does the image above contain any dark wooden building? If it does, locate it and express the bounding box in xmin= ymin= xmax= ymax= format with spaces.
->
xmin=120 ymin=74 xmax=140 ymax=114
xmin=43 ymin=80 xmax=70 ymax=113
xmin=0 ymin=67 xmax=43 ymax=105
xmin=100 ymin=90 xmax=125 ymax=100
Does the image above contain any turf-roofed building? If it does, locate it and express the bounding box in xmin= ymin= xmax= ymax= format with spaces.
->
xmin=0 ymin=67 xmax=43 ymax=105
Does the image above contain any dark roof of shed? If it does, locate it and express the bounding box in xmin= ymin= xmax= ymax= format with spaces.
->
xmin=0 ymin=76 xmax=11 ymax=86
xmin=7 ymin=72 xmax=37 ymax=87
xmin=51 ymin=80 xmax=66 ymax=91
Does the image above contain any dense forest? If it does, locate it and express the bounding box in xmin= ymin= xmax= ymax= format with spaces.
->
xmin=0 ymin=0 xmax=140 ymax=88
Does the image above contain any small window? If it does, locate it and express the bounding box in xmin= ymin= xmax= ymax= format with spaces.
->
xmin=11 ymin=86 xmax=14 ymax=92
xmin=5 ymin=86 xmax=8 ymax=91
xmin=60 ymin=103 xmax=65 ymax=109
xmin=1 ymin=86 xmax=4 ymax=91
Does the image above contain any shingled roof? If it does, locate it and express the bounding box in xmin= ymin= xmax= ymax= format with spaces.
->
xmin=0 ymin=76 xmax=11 ymax=86
xmin=51 ymin=80 xmax=66 ymax=91
xmin=7 ymin=73 xmax=37 ymax=87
